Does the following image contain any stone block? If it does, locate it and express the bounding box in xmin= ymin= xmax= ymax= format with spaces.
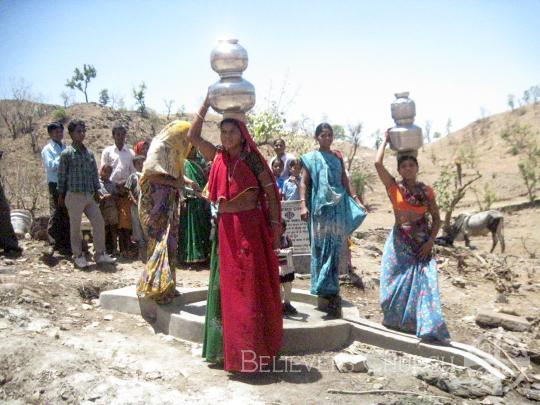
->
xmin=333 ymin=353 xmax=368 ymax=373
xmin=475 ymin=309 xmax=531 ymax=332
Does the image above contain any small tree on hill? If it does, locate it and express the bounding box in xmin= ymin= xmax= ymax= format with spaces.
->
xmin=372 ymin=129 xmax=383 ymax=149
xmin=518 ymin=152 xmax=539 ymax=202
xmin=332 ymin=124 xmax=346 ymax=139
xmin=99 ymin=89 xmax=110 ymax=106
xmin=163 ymin=99 xmax=175 ymax=120
xmin=501 ymin=123 xmax=540 ymax=202
xmin=434 ymin=161 xmax=482 ymax=234
xmin=132 ymin=82 xmax=147 ymax=117
xmin=60 ymin=90 xmax=75 ymax=108
xmin=0 ymin=80 xmax=47 ymax=141
xmin=446 ymin=118 xmax=452 ymax=136
xmin=110 ymin=93 xmax=125 ymax=110
xmin=507 ymin=94 xmax=515 ymax=111
xmin=346 ymin=122 xmax=363 ymax=172
xmin=423 ymin=120 xmax=432 ymax=144
xmin=65 ymin=64 xmax=97 ymax=103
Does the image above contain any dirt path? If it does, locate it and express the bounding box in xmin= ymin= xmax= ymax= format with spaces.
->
xmin=1 ymin=206 xmax=539 ymax=404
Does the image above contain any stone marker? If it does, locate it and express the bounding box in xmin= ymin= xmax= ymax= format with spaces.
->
xmin=333 ymin=353 xmax=368 ymax=373
xmin=475 ymin=309 xmax=531 ymax=332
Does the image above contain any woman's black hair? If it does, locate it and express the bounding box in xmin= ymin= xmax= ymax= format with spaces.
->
xmin=219 ymin=118 xmax=242 ymax=131
xmin=314 ymin=122 xmax=333 ymax=140
xmin=397 ymin=155 xmax=419 ymax=170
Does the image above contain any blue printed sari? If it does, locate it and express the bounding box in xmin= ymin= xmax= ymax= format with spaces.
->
xmin=380 ymin=181 xmax=450 ymax=341
xmin=300 ymin=151 xmax=366 ymax=297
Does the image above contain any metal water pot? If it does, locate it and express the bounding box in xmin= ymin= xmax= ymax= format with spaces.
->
xmin=210 ymin=39 xmax=248 ymax=77
xmin=388 ymin=91 xmax=423 ymax=153
xmin=208 ymin=39 xmax=256 ymax=113
xmin=391 ymin=92 xmax=416 ymax=126
xmin=388 ymin=125 xmax=423 ymax=152
xmin=208 ymin=76 xmax=255 ymax=113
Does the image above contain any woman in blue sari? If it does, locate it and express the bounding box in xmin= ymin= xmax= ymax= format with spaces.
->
xmin=300 ymin=123 xmax=367 ymax=317
xmin=374 ymin=130 xmax=450 ymax=342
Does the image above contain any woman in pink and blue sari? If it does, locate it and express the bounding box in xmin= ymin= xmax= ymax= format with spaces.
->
xmin=374 ymin=130 xmax=450 ymax=342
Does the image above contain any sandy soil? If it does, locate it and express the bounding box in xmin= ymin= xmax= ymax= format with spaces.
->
xmin=1 ymin=202 xmax=539 ymax=404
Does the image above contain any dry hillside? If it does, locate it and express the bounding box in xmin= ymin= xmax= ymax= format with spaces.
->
xmin=0 ymin=101 xmax=222 ymax=216
xmin=0 ymin=100 xmax=539 ymax=221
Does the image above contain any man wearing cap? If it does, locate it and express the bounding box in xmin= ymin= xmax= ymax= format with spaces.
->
xmin=41 ymin=122 xmax=71 ymax=255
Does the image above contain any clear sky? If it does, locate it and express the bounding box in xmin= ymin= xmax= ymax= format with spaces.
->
xmin=1 ymin=0 xmax=539 ymax=140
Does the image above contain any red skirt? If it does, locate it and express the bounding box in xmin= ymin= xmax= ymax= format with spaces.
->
xmin=218 ymin=208 xmax=283 ymax=372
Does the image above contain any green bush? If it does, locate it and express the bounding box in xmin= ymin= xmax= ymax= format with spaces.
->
xmin=52 ymin=108 xmax=68 ymax=123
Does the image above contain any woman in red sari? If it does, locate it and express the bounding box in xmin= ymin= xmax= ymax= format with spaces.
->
xmin=188 ymin=96 xmax=283 ymax=373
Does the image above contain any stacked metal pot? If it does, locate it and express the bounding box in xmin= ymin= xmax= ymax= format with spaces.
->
xmin=388 ymin=92 xmax=423 ymax=157
xmin=208 ymin=39 xmax=256 ymax=114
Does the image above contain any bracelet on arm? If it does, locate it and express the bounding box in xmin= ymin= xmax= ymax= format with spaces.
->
xmin=263 ymin=182 xmax=274 ymax=187
xmin=196 ymin=112 xmax=205 ymax=121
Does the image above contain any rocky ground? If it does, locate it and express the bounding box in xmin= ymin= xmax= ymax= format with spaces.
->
xmin=1 ymin=204 xmax=540 ymax=404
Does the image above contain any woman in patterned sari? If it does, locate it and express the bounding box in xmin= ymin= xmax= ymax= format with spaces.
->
xmin=188 ymin=96 xmax=283 ymax=373
xmin=136 ymin=120 xmax=191 ymax=304
xmin=299 ymin=123 xmax=367 ymax=318
xmin=374 ymin=130 xmax=450 ymax=342
xmin=178 ymin=147 xmax=211 ymax=264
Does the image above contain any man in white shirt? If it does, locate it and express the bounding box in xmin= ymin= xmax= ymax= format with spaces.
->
xmin=269 ymin=138 xmax=295 ymax=184
xmin=101 ymin=124 xmax=135 ymax=184
xmin=101 ymin=124 xmax=135 ymax=256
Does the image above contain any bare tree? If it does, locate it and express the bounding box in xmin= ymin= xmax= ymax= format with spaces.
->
xmin=346 ymin=123 xmax=363 ymax=172
xmin=163 ymin=99 xmax=175 ymax=120
xmin=60 ymin=90 xmax=75 ymax=107
xmin=110 ymin=93 xmax=125 ymax=110
xmin=446 ymin=118 xmax=452 ymax=136
xmin=1 ymin=160 xmax=46 ymax=217
xmin=434 ymin=162 xmax=482 ymax=233
xmin=0 ymin=80 xmax=47 ymax=140
xmin=423 ymin=120 xmax=432 ymax=144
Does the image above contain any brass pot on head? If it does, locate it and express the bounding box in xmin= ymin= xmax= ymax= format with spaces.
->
xmin=208 ymin=39 xmax=256 ymax=114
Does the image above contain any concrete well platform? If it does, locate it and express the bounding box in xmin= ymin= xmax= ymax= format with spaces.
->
xmin=100 ymin=286 xmax=514 ymax=380
xmin=100 ymin=287 xmax=360 ymax=354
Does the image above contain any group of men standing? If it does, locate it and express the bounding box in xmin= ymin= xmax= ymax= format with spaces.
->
xmin=41 ymin=120 xmax=138 ymax=267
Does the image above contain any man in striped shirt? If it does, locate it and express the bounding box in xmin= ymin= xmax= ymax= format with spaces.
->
xmin=57 ymin=120 xmax=116 ymax=269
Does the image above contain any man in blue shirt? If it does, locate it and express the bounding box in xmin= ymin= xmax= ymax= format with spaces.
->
xmin=41 ymin=122 xmax=71 ymax=255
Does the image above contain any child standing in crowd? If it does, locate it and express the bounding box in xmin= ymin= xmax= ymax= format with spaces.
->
xmin=277 ymin=220 xmax=297 ymax=315
xmin=125 ymin=155 xmax=146 ymax=261
xmin=281 ymin=159 xmax=301 ymax=201
xmin=270 ymin=138 xmax=295 ymax=184
xmin=98 ymin=165 xmax=119 ymax=255
xmin=271 ymin=158 xmax=285 ymax=192
xmin=57 ymin=120 xmax=116 ymax=268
